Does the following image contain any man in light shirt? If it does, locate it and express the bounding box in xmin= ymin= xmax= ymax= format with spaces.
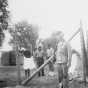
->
xmin=55 ymin=40 xmax=72 ymax=88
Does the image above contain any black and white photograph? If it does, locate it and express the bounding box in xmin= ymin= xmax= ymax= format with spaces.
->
xmin=0 ymin=0 xmax=88 ymax=88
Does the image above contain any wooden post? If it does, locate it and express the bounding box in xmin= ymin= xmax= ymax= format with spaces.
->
xmin=14 ymin=29 xmax=21 ymax=85
xmin=16 ymin=52 xmax=21 ymax=85
xmin=86 ymin=31 xmax=88 ymax=76
xmin=79 ymin=21 xmax=87 ymax=86
xmin=22 ymin=55 xmax=54 ymax=85
xmin=15 ymin=44 xmax=21 ymax=85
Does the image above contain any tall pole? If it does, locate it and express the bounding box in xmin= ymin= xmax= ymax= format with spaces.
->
xmin=86 ymin=31 xmax=88 ymax=76
xmin=79 ymin=21 xmax=87 ymax=86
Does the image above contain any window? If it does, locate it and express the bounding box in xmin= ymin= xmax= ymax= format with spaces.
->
xmin=1 ymin=51 xmax=16 ymax=66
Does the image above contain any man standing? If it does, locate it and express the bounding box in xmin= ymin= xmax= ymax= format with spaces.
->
xmin=47 ymin=44 xmax=54 ymax=72
xmin=55 ymin=40 xmax=72 ymax=88
xmin=34 ymin=44 xmax=45 ymax=77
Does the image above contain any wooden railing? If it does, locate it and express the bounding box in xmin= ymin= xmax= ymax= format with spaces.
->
xmin=22 ymin=55 xmax=54 ymax=85
xmin=22 ymin=29 xmax=80 ymax=86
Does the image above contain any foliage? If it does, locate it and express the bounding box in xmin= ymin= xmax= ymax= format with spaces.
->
xmin=43 ymin=31 xmax=64 ymax=51
xmin=0 ymin=0 xmax=9 ymax=46
xmin=10 ymin=21 xmax=39 ymax=51
xmin=0 ymin=0 xmax=9 ymax=30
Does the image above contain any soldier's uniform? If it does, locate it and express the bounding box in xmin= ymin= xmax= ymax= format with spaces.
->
xmin=55 ymin=41 xmax=71 ymax=88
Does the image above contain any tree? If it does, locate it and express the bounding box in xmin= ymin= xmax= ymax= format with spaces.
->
xmin=43 ymin=31 xmax=64 ymax=51
xmin=0 ymin=0 xmax=9 ymax=46
xmin=10 ymin=21 xmax=39 ymax=52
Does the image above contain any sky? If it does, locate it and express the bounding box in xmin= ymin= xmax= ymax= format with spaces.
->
xmin=8 ymin=0 xmax=88 ymax=51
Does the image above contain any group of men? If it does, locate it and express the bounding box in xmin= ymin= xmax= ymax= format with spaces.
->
xmin=33 ymin=39 xmax=72 ymax=88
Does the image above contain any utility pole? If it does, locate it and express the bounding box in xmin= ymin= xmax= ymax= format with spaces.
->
xmin=86 ymin=31 xmax=88 ymax=76
xmin=79 ymin=21 xmax=87 ymax=86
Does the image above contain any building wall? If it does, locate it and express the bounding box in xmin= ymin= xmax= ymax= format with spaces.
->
xmin=0 ymin=51 xmax=16 ymax=66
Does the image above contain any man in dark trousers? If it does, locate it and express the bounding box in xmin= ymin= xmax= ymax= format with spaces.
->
xmin=35 ymin=45 xmax=45 ymax=77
